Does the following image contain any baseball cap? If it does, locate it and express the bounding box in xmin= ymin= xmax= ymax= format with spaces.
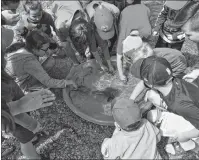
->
xmin=94 ymin=5 xmax=115 ymax=40
xmin=165 ymin=1 xmax=188 ymax=10
xmin=112 ymin=98 xmax=141 ymax=129
xmin=140 ymin=56 xmax=173 ymax=87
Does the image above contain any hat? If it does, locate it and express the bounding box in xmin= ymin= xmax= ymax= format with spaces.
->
xmin=140 ymin=56 xmax=173 ymax=87
xmin=165 ymin=1 xmax=188 ymax=10
xmin=122 ymin=35 xmax=143 ymax=54
xmin=112 ymin=98 xmax=141 ymax=129
xmin=94 ymin=5 xmax=115 ymax=40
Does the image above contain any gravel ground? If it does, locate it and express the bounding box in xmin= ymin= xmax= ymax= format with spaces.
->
xmin=2 ymin=1 xmax=199 ymax=159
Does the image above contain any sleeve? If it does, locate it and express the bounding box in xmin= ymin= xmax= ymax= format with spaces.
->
xmin=153 ymin=5 xmax=169 ymax=32
xmin=116 ymin=13 xmax=126 ymax=55
xmin=176 ymin=100 xmax=199 ymax=130
xmin=102 ymin=2 xmax=120 ymax=18
xmin=23 ymin=59 xmax=67 ymax=88
xmin=101 ymin=138 xmax=120 ymax=159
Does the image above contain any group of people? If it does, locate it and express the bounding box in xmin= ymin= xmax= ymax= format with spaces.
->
xmin=1 ymin=0 xmax=199 ymax=159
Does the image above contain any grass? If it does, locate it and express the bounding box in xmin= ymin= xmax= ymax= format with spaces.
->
xmin=2 ymin=1 xmax=199 ymax=159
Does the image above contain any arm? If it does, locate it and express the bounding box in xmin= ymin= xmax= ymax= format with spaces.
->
xmin=7 ymin=89 xmax=55 ymax=116
xmin=117 ymin=54 xmax=124 ymax=79
xmin=130 ymin=80 xmax=146 ymax=101
xmin=24 ymin=58 xmax=76 ymax=88
xmin=153 ymin=5 xmax=169 ymax=32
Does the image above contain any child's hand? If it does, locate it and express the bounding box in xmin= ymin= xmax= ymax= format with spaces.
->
xmin=119 ymin=74 xmax=128 ymax=84
xmin=152 ymin=31 xmax=159 ymax=36
xmin=177 ymin=33 xmax=185 ymax=40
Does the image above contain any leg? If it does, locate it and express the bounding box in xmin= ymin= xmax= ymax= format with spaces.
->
xmin=155 ymin=36 xmax=168 ymax=48
xmin=14 ymin=113 xmax=38 ymax=133
xmin=95 ymin=32 xmax=114 ymax=72
xmin=13 ymin=124 xmax=40 ymax=158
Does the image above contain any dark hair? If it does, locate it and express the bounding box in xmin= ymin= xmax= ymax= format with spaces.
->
xmin=123 ymin=120 xmax=143 ymax=132
xmin=69 ymin=18 xmax=90 ymax=56
xmin=23 ymin=1 xmax=42 ymax=13
xmin=25 ymin=30 xmax=50 ymax=52
xmin=170 ymin=1 xmax=199 ymax=30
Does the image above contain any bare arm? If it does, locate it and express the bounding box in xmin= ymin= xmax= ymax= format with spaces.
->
xmin=117 ymin=54 xmax=124 ymax=78
xmin=130 ymin=80 xmax=145 ymax=101
xmin=24 ymin=58 xmax=76 ymax=88
xmin=7 ymin=89 xmax=55 ymax=116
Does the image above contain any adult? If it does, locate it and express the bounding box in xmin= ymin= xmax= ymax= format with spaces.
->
xmin=116 ymin=0 xmax=151 ymax=82
xmin=4 ymin=30 xmax=77 ymax=93
xmin=1 ymin=4 xmax=55 ymax=158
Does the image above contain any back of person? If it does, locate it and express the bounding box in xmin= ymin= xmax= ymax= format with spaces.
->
xmin=101 ymin=119 xmax=161 ymax=159
xmin=163 ymin=77 xmax=199 ymax=129
xmin=121 ymin=4 xmax=151 ymax=38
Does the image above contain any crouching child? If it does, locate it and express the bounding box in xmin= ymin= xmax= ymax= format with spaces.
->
xmin=101 ymin=98 xmax=162 ymax=159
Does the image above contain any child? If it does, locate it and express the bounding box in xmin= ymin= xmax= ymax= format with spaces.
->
xmin=147 ymin=109 xmax=199 ymax=155
xmin=101 ymin=98 xmax=161 ymax=159
xmin=14 ymin=1 xmax=58 ymax=42
xmin=69 ymin=17 xmax=114 ymax=72
xmin=116 ymin=0 xmax=151 ymax=82
xmin=138 ymin=56 xmax=199 ymax=134
xmin=153 ymin=1 xmax=188 ymax=51
xmin=86 ymin=1 xmax=120 ymax=52
xmin=121 ymin=35 xmax=187 ymax=101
